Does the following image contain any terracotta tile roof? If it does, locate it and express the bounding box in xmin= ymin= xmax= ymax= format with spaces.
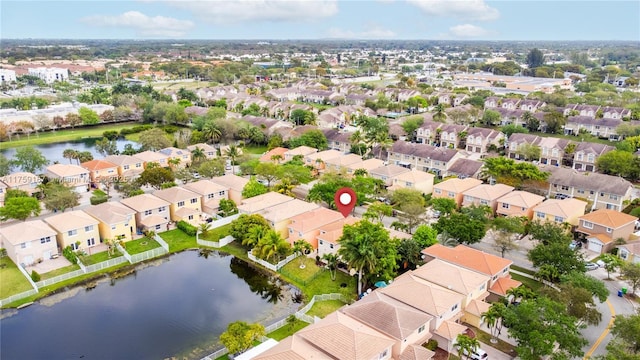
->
xmin=489 ymin=276 xmax=522 ymax=296
xmin=153 ymin=187 xmax=200 ymax=203
xmin=84 ymin=201 xmax=135 ymax=225
xmin=0 ymin=220 xmax=56 ymax=246
xmin=44 ymin=210 xmax=99 ymax=232
xmin=381 ymin=273 xmax=465 ymax=316
xmin=532 ymin=198 xmax=587 ymax=218
xmin=462 ymin=184 xmax=514 ymax=201
xmin=46 ymin=164 xmax=89 ymax=177
xmin=316 ymin=217 xmax=359 ymax=244
xmin=210 ymin=174 xmax=249 ymax=192
xmin=80 ymin=159 xmax=118 ymax=171
xmin=421 ymin=244 xmax=513 ymax=276
xmin=296 ymin=311 xmax=394 ymax=360
xmin=579 ymin=209 xmax=637 ymax=228
xmin=120 ymin=193 xmax=170 ymax=212
xmin=413 ymin=259 xmax=490 ymax=295
xmin=400 ymin=345 xmax=436 ymax=360
xmin=139 ymin=215 xmax=169 ymax=227
xmin=183 ymin=180 xmax=228 ymax=196
xmin=238 ymin=192 xmax=295 ymax=214
xmin=347 ymin=158 xmax=385 ymax=172
xmin=465 ymin=299 xmax=491 ymax=317
xmin=252 ymin=336 xmax=328 ymax=360
xmin=285 ymin=146 xmax=318 ymax=157
xmin=434 ymin=320 xmax=467 ymax=341
xmin=259 ymin=199 xmax=319 ymax=223
xmin=288 ymin=208 xmax=344 ymax=234
xmin=497 ymin=190 xmax=544 ymax=208
xmin=259 ymin=147 xmax=288 ymax=162
xmin=342 ymin=292 xmax=433 ymax=340
xmin=434 ymin=178 xmax=482 ymax=193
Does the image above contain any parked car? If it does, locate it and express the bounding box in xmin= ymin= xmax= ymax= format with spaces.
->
xmin=585 ymin=262 xmax=599 ymax=271
xmin=569 ymin=240 xmax=582 ymax=250
xmin=462 ymin=347 xmax=488 ymax=360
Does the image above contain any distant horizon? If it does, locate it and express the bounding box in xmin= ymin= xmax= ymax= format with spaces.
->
xmin=2 ymin=0 xmax=638 ymax=41
xmin=3 ymin=38 xmax=638 ymax=43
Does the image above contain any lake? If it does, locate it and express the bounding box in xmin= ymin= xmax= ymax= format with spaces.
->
xmin=0 ymin=251 xmax=298 ymax=360
xmin=0 ymin=138 xmax=138 ymax=165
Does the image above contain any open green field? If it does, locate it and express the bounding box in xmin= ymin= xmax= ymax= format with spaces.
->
xmin=0 ymin=257 xmax=34 ymax=298
xmin=80 ymin=250 xmax=123 ymax=265
xmin=510 ymin=272 xmax=543 ymax=292
xmin=152 ymin=81 xmax=212 ymax=91
xmin=0 ymin=123 xmax=138 ymax=149
xmin=125 ymin=237 xmax=161 ymax=255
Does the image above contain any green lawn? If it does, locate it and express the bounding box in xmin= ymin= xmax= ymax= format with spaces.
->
xmin=80 ymin=250 xmax=123 ymax=265
xmin=0 ymin=257 xmax=34 ymax=299
xmin=243 ymin=145 xmax=268 ymax=155
xmin=40 ymin=264 xmax=81 ymax=280
xmin=0 ymin=123 xmax=138 ymax=149
xmin=160 ymin=229 xmax=198 ymax=252
xmin=510 ymin=272 xmax=543 ymax=292
xmin=200 ymin=224 xmax=232 ymax=242
xmin=125 ymin=237 xmax=161 ymax=255
xmin=468 ymin=325 xmax=517 ymax=356
xmin=280 ymin=257 xmax=322 ymax=282
xmin=267 ymin=319 xmax=309 ymax=341
xmin=510 ymin=265 xmax=536 ymax=276
xmin=306 ymin=299 xmax=346 ymax=319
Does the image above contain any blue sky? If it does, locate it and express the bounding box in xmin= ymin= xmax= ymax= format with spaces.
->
xmin=2 ymin=0 xmax=639 ymax=40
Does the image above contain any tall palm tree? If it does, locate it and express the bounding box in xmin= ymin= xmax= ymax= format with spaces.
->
xmin=62 ymin=149 xmax=77 ymax=164
xmin=202 ymin=122 xmax=221 ymax=144
xmin=454 ymin=334 xmax=481 ymax=360
xmin=224 ymin=144 xmax=241 ymax=170
xmin=482 ymin=302 xmax=506 ymax=343
xmin=377 ymin=135 xmax=393 ymax=159
xmin=270 ymin=154 xmax=283 ymax=164
xmin=350 ymin=130 xmax=366 ymax=156
xmin=292 ymin=240 xmax=313 ymax=268
xmin=433 ymin=103 xmax=447 ymax=122
xmin=256 ymin=230 xmax=290 ymax=262
xmin=322 ymin=253 xmax=339 ymax=281
xmin=338 ymin=235 xmax=379 ymax=295
xmin=274 ymin=178 xmax=295 ymax=197
xmin=190 ymin=147 xmax=206 ymax=166
xmin=244 ymin=225 xmax=267 ymax=249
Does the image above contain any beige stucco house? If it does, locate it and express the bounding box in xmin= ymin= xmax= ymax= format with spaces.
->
xmin=370 ymin=165 xmax=411 ymax=187
xmin=287 ymin=207 xmax=344 ymax=249
xmin=576 ymin=209 xmax=638 ymax=254
xmin=496 ymin=191 xmax=545 ymax=219
xmin=84 ymin=201 xmax=137 ymax=242
xmin=153 ymin=187 xmax=203 ymax=225
xmin=80 ymin=159 xmax=119 ymax=189
xmin=45 ymin=164 xmax=90 ymax=193
xmin=133 ymin=151 xmax=169 ymax=168
xmin=324 ymin=153 xmax=363 ymax=173
xmin=44 ymin=210 xmax=101 ymax=252
xmin=284 ymin=146 xmax=317 ymax=162
xmin=0 ymin=171 xmax=40 ymax=196
xmin=210 ymin=174 xmax=249 ymax=204
xmin=158 ymin=147 xmax=192 ymax=168
xmin=238 ymin=192 xmax=295 ymax=215
xmin=532 ymin=198 xmax=587 ymax=227
xmin=346 ymin=158 xmax=385 ymax=175
xmin=258 ymin=199 xmax=319 ymax=238
xmin=183 ymin=180 xmax=229 ymax=215
xmin=104 ymin=155 xmax=144 ymax=180
xmin=0 ymin=220 xmax=58 ymax=266
xmin=432 ymin=178 xmax=483 ymax=207
xmin=120 ymin=193 xmax=171 ymax=233
xmin=316 ymin=217 xmax=359 ymax=258
xmin=387 ymin=170 xmax=435 ymax=195
xmin=187 ymin=143 xmax=217 ymax=159
xmin=462 ymin=183 xmax=514 ymax=213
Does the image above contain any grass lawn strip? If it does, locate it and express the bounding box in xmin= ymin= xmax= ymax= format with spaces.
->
xmin=200 ymin=224 xmax=232 ymax=242
xmin=39 ymin=264 xmax=81 ymax=280
xmin=160 ymin=229 xmax=198 ymax=252
xmin=125 ymin=237 xmax=161 ymax=255
xmin=306 ymin=299 xmax=346 ymax=319
xmin=510 ymin=264 xmax=536 ymax=276
xmin=280 ymin=256 xmax=321 ymax=282
xmin=80 ymin=250 xmax=123 ymax=265
xmin=467 ymin=324 xmax=517 ymax=355
xmin=510 ymin=272 xmax=543 ymax=292
xmin=0 ymin=123 xmax=137 ymax=148
xmin=0 ymin=257 xmax=34 ymax=298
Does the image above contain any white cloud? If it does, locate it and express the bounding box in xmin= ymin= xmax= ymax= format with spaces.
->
xmin=159 ymin=0 xmax=338 ymax=23
xmin=441 ymin=23 xmax=497 ymax=39
xmin=407 ymin=0 xmax=499 ymax=21
xmin=327 ymin=26 xmax=396 ymax=39
xmin=82 ymin=11 xmax=194 ymax=37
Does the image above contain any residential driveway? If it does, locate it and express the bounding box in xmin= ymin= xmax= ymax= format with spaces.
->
xmin=479 ymin=343 xmax=514 ymax=360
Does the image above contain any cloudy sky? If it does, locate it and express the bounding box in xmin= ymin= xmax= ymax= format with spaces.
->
xmin=2 ymin=0 xmax=638 ymax=40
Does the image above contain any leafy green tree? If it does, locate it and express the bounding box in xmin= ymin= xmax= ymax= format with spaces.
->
xmin=503 ymin=297 xmax=587 ymax=360
xmin=527 ymin=221 xmax=572 ymax=245
xmin=0 ymin=154 xmax=12 ymax=176
xmin=491 ymin=216 xmax=526 ymax=257
xmin=400 ymin=116 xmax=424 ymax=139
xmin=528 ymin=235 xmax=585 ymax=277
xmin=290 ymin=109 xmax=316 ymax=125
xmin=596 ymin=150 xmax=640 ymax=180
xmin=501 ymin=123 xmax=529 ymax=138
xmin=430 ymin=197 xmax=457 ymax=215
xmin=338 ymin=220 xmax=399 ymax=295
xmin=78 ymin=107 xmax=100 ymax=125
xmin=609 ymin=312 xmax=640 ymax=356
xmin=396 ymin=238 xmax=422 ymax=271
xmin=481 ymin=156 xmax=549 ymax=187
xmin=541 ymin=282 xmax=603 ymax=325
xmin=621 ymin=262 xmax=640 ymax=295
xmin=230 ymin=214 xmax=270 ymax=248
xmin=526 ymin=48 xmax=545 ymax=69
xmin=219 ymin=321 xmax=265 ymax=355
xmin=516 ymin=143 xmax=542 ymax=161
xmin=412 ymin=224 xmax=438 ymax=249
xmin=0 ymin=196 xmax=41 ymax=221
xmin=138 ymin=128 xmax=171 ymax=151
xmin=560 ymin=271 xmax=609 ymax=302
xmin=242 ymin=178 xmax=268 ymax=198
xmin=601 ymin=253 xmax=623 ymax=280
xmin=288 ymin=129 xmax=328 ymax=150
xmin=434 ymin=212 xmax=486 ymax=245
xmin=390 ymin=188 xmax=425 ymax=208
xmin=137 ymin=166 xmax=175 ymax=190
xmin=455 ymin=334 xmax=481 ymax=360
xmin=95 ymin=137 xmax=118 ymax=157
xmin=279 ymin=163 xmax=312 ymax=184
xmin=459 ymin=204 xmax=492 ymax=223
xmin=164 ymin=104 xmax=188 ymax=125
xmin=363 ymin=201 xmax=393 ymax=223
xmin=397 ymin=202 xmax=426 ymax=234
xmin=543 ymin=111 xmax=566 ymax=134
xmin=218 ymin=199 xmax=238 ymax=217
xmin=198 ymin=158 xmax=225 ymax=178
xmin=40 ymin=181 xmax=80 ymax=212
xmin=11 ymin=146 xmax=49 ymax=173
xmin=482 ymin=109 xmax=501 ymax=126
xmin=255 ymin=162 xmax=282 ymax=189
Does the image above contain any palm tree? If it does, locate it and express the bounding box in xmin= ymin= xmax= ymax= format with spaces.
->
xmin=191 ymin=147 xmax=206 ymax=166
xmin=270 ymin=154 xmax=283 ymax=164
xmin=454 ymin=334 xmax=481 ymax=360
xmin=433 ymin=103 xmax=447 ymax=122
xmin=274 ymin=178 xmax=295 ymax=197
xmin=376 ymin=135 xmax=393 ymax=159
xmin=256 ymin=230 xmax=290 ymax=262
xmin=482 ymin=302 xmax=506 ymax=343
xmin=202 ymin=122 xmax=222 ymax=144
xmin=322 ymin=253 xmax=339 ymax=281
xmin=350 ymin=130 xmax=366 ymax=156
xmin=244 ymin=225 xmax=268 ymax=249
xmin=292 ymin=240 xmax=313 ymax=268
xmin=198 ymin=223 xmax=211 ymax=238
xmin=224 ymin=144 xmax=241 ymax=172
xmin=506 ymin=286 xmax=535 ymax=304
xmin=168 ymin=157 xmax=181 ymax=170
xmin=63 ymin=149 xmax=77 ymax=164
xmin=338 ymin=235 xmax=379 ymax=295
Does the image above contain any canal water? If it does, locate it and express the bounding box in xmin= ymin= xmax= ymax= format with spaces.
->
xmin=0 ymin=138 xmax=138 ymax=164
xmin=0 ymin=251 xmax=297 ymax=360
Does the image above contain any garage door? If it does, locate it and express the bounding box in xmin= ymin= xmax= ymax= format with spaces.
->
xmin=588 ymin=239 xmax=603 ymax=253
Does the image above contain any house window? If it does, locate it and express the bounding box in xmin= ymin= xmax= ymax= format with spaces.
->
xmin=159 ymin=206 xmax=166 ymax=212
xmin=606 ymin=204 xmax=618 ymax=210
xmin=111 ymin=225 xmax=117 ymax=230
xmin=451 ymin=303 xmax=459 ymax=312
xmin=492 ymin=275 xmax=498 ymax=281
xmin=606 ymin=227 xmax=613 ymax=233
xmin=448 ymin=192 xmax=455 ymax=197
xmin=330 ymin=244 xmax=334 ymax=249
xmin=155 ymin=224 xmax=161 ymax=230
xmin=319 ymin=240 xmax=323 ymax=246
xmin=480 ymin=283 xmax=486 ymax=290
xmin=85 ymin=225 xmax=94 ymax=232
xmin=177 ymin=201 xmax=185 ymax=207
xmin=379 ymin=349 xmax=389 ymax=359
xmin=68 ymin=229 xmax=77 ymax=237
xmin=577 ymin=189 xmax=585 ymax=194
xmin=577 ymin=153 xmax=584 ymax=161
xmin=552 ymin=149 xmax=558 ymax=157
xmin=188 ymin=215 xmax=194 ymax=220
xmin=502 ymin=203 xmax=510 ymax=209
xmin=435 ymin=189 xmax=442 ymax=194
xmin=480 ymin=200 xmax=489 ymax=205
xmin=587 ymin=154 xmax=595 ymax=162
xmin=449 ymin=133 xmax=455 ymax=140
xmin=190 ymin=198 xmax=198 ymax=204
xmin=289 ymin=229 xmax=293 ymax=234
xmin=298 ymin=232 xmax=303 ymax=237
xmin=610 ymin=195 xmax=618 ymax=201
xmin=40 ymin=236 xmax=51 ymax=244
xmin=418 ymin=325 xmax=426 ymax=333
xmin=70 ymin=242 xmax=79 ymax=250
xmin=536 ymin=212 xmax=545 ymax=219
xmin=583 ymin=221 xmax=593 ymax=229
xmin=464 ymin=195 xmax=472 ymax=202
xmin=124 ymin=165 xmax=130 ymax=170
xmin=561 ymin=185 xmax=569 ymax=191
xmin=87 ymin=238 xmax=95 ymax=246
xmin=144 ymin=210 xmax=152 ymax=216
xmin=554 ymin=216 xmax=564 ymax=223
xmin=207 ymin=194 xmax=215 ymax=199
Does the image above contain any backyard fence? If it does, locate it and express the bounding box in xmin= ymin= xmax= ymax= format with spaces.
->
xmin=35 ymin=268 xmax=86 ymax=288
xmin=0 ymin=289 xmax=38 ymax=307
xmin=278 ymin=265 xmax=323 ymax=286
xmin=153 ymin=234 xmax=170 ymax=252
xmin=196 ymin=234 xmax=235 ymax=248
xmin=17 ymin=263 xmax=38 ymax=290
xmin=130 ymin=247 xmax=168 ymax=263
xmin=84 ymin=256 xmax=128 ymax=273
xmin=208 ymin=213 xmax=240 ymax=229
xmin=77 ymin=259 xmax=87 ymax=273
xmin=247 ymin=252 xmax=298 ymax=272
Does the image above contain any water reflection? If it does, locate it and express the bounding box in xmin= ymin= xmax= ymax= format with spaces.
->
xmin=230 ymin=257 xmax=284 ymax=304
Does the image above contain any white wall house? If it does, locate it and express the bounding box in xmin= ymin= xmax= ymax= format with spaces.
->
xmin=0 ymin=69 xmax=17 ymax=83
xmin=28 ymin=67 xmax=69 ymax=83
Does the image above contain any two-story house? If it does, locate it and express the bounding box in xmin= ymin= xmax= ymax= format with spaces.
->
xmin=538 ymin=137 xmax=571 ymax=166
xmin=323 ymin=153 xmax=363 ymax=173
xmin=287 ymin=207 xmax=344 ymax=249
xmin=564 ymin=104 xmax=600 ymax=118
xmin=388 ymin=140 xmax=461 ymax=177
xmin=0 ymin=171 xmax=40 ymax=196
xmin=0 ymin=220 xmax=58 ymax=266
xmin=346 ymin=158 xmax=385 ymax=175
xmin=484 ymin=96 xmax=500 ymax=109
xmin=500 ymin=98 xmax=521 ymax=110
xmin=44 ymin=210 xmax=101 ymax=252
xmin=316 ymin=217 xmax=359 ymax=258
xmin=573 ymin=142 xmax=614 ymax=172
xmin=519 ymin=99 xmax=545 ymax=112
xmin=259 ymin=147 xmax=288 ymax=164
xmin=602 ymin=106 xmax=632 ymax=119
xmin=210 ymin=174 xmax=249 ymax=204
xmin=565 ymin=116 xmax=623 ymax=140
xmin=370 ymin=165 xmax=411 ymax=187
xmin=80 ymin=159 xmax=119 ymax=189
xmin=258 ymin=199 xmax=319 ymax=238
xmin=153 ymin=187 xmax=203 ymax=225
xmin=44 ymin=164 xmax=90 ymax=193
xmin=183 ymin=180 xmax=229 ymax=215
xmin=120 ymin=194 xmax=171 ymax=233
xmin=186 ymin=143 xmax=217 ymax=159
xmin=133 ymin=151 xmax=169 ymax=168
xmin=438 ymin=124 xmax=468 ymax=149
xmin=388 ymin=170 xmax=435 ymax=195
xmin=432 ymin=178 xmax=483 ymax=207
xmin=158 ymin=147 xmax=192 ymax=168
xmin=446 ymin=158 xmax=484 ymax=179
xmin=506 ymin=133 xmax=541 ymax=160
xmin=462 ymin=183 xmax=514 ymax=213
xmin=543 ymin=165 xmax=633 ymax=211
xmin=84 ymin=201 xmax=137 ymax=242
xmin=531 ymin=198 xmax=587 ymax=227
xmin=617 ymin=241 xmax=640 ymax=264
xmin=576 ymin=209 xmax=638 ymax=254
xmin=496 ymin=190 xmax=545 ymax=219
xmin=238 ymin=192 xmax=295 ymax=215
xmin=104 ymin=155 xmax=144 ymax=181
xmin=465 ymin=127 xmax=504 ymax=154
xmin=322 ymin=129 xmax=353 ymax=153
xmin=305 ymin=149 xmax=342 ymax=171
xmin=284 ymin=145 xmax=317 ymax=162
xmin=415 ymin=120 xmax=442 ymax=145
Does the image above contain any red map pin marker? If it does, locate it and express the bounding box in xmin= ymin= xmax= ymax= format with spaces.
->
xmin=335 ymin=187 xmax=357 ymax=218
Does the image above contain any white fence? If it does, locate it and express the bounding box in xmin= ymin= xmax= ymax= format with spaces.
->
xmin=247 ymin=252 xmax=298 ymax=272
xmin=130 ymin=247 xmax=167 ymax=263
xmin=153 ymin=234 xmax=170 ymax=252
xmin=0 ymin=289 xmax=39 ymax=307
xmin=84 ymin=256 xmax=128 ymax=273
xmin=35 ymin=268 xmax=86 ymax=288
xmin=209 ymin=213 xmax=240 ymax=229
xmin=197 ymin=234 xmax=235 ymax=248
xmin=17 ymin=263 xmax=38 ymax=290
